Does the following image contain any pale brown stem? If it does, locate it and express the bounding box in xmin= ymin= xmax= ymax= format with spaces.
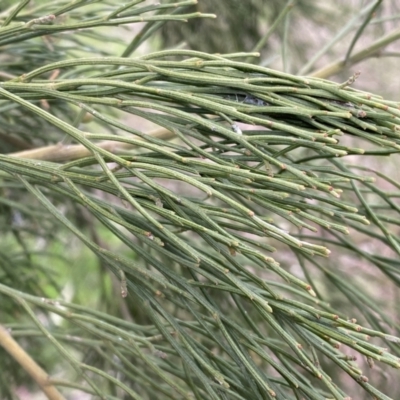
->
xmin=0 ymin=325 xmax=66 ymax=400
xmin=6 ymin=127 xmax=175 ymax=163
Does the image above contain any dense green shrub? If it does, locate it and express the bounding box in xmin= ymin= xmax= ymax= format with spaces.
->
xmin=1 ymin=1 xmax=399 ymax=399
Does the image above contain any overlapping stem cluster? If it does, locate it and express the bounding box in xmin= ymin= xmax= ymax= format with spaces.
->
xmin=0 ymin=1 xmax=399 ymax=400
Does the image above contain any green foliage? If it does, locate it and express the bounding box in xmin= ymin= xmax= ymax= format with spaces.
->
xmin=0 ymin=1 xmax=399 ymax=399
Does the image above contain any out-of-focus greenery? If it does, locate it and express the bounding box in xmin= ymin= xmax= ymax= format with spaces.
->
xmin=1 ymin=1 xmax=400 ymax=399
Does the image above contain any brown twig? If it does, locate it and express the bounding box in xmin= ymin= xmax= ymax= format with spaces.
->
xmin=6 ymin=127 xmax=175 ymax=163
xmin=0 ymin=325 xmax=66 ymax=400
